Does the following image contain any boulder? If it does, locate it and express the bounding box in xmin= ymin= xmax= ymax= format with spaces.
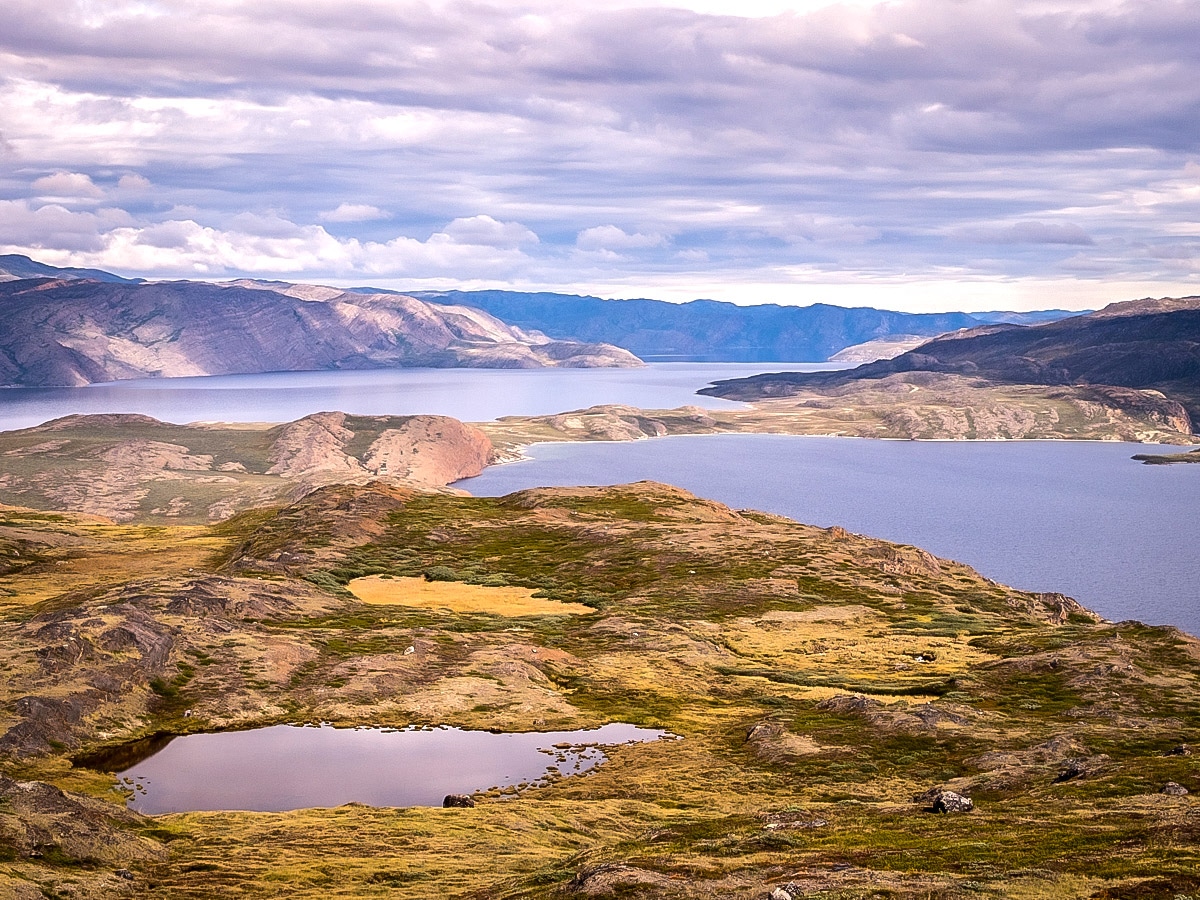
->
xmin=1162 ymin=782 xmax=1189 ymax=796
xmin=919 ymin=788 xmax=974 ymax=813
xmin=442 ymin=794 xmax=475 ymax=808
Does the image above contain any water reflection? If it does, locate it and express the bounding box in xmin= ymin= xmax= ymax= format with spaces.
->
xmin=101 ymin=723 xmax=669 ymax=814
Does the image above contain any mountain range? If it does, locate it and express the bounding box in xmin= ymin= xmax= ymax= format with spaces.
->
xmin=0 ymin=254 xmax=1089 ymax=387
xmin=702 ymin=295 xmax=1200 ymax=425
xmin=403 ymin=288 xmax=1079 ymax=362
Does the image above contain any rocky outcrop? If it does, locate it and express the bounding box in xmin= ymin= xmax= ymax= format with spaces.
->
xmin=0 ymin=776 xmax=163 ymax=864
xmin=0 ymin=277 xmax=641 ymax=387
xmin=1132 ymin=448 xmax=1200 ymax=465
xmin=0 ymin=574 xmax=350 ymax=758
xmin=266 ymin=413 xmax=363 ymax=480
xmin=567 ymin=863 xmax=677 ymax=895
xmin=266 ymin=412 xmax=494 ymax=489
xmin=360 ymin=416 xmax=495 ymax=486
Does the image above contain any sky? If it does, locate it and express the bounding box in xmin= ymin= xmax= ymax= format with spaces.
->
xmin=1 ymin=0 xmax=1198 ymax=312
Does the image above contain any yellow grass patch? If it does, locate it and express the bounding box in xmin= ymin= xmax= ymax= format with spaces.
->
xmin=347 ymin=575 xmax=593 ymax=616
xmin=0 ymin=522 xmax=228 ymax=611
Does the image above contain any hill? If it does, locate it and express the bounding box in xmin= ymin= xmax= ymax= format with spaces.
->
xmin=702 ymin=296 xmax=1200 ymax=428
xmin=0 ymin=277 xmax=640 ymax=387
xmin=2 ymin=479 xmax=1199 ymax=898
xmin=0 ymin=252 xmax=142 ymax=284
xmin=0 ymin=410 xmax=495 ymax=522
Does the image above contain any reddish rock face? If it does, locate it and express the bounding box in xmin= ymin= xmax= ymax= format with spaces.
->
xmin=267 ymin=412 xmax=494 ymax=487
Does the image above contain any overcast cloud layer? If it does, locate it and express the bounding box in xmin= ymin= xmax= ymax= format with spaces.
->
xmin=1 ymin=0 xmax=1197 ymax=310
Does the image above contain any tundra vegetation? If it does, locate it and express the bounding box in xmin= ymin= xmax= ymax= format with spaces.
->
xmin=1 ymin=478 xmax=1199 ymax=899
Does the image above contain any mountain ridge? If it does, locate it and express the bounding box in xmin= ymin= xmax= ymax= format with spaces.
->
xmin=404 ymin=288 xmax=1082 ymax=362
xmin=0 ymin=277 xmax=640 ymax=387
xmin=700 ymin=296 xmax=1200 ymax=428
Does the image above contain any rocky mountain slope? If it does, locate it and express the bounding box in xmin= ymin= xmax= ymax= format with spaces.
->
xmin=406 ymin=288 xmax=1080 ymax=362
xmin=0 ymin=276 xmax=640 ymax=387
xmin=0 ymin=253 xmax=142 ymax=284
xmin=701 ymin=296 xmax=1200 ymax=429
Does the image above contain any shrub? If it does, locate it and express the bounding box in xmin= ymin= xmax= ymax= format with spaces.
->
xmin=423 ymin=566 xmax=458 ymax=582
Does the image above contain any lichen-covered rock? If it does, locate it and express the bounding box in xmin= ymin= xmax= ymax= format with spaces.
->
xmin=918 ymin=788 xmax=974 ymax=813
xmin=1162 ymin=781 xmax=1189 ymax=796
xmin=567 ymin=863 xmax=675 ymax=895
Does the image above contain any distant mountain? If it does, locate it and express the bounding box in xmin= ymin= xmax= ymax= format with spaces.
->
xmin=702 ymin=296 xmax=1200 ymax=426
xmin=0 ymin=256 xmax=1088 ymax=385
xmin=971 ymin=309 xmax=1086 ymax=326
xmin=0 ymin=253 xmax=141 ymax=284
xmin=0 ymin=278 xmax=640 ymax=388
xmin=401 ymin=289 xmax=1081 ymax=362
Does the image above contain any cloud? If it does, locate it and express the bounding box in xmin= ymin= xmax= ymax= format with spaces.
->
xmin=958 ymin=222 xmax=1096 ymax=246
xmin=0 ymin=0 xmax=1195 ymax=307
xmin=0 ymin=200 xmax=131 ymax=251
xmin=319 ymin=203 xmax=391 ymax=223
xmin=5 ymin=213 xmax=539 ymax=282
xmin=31 ymin=172 xmax=104 ymax=200
xmin=438 ymin=215 xmax=539 ymax=249
xmin=576 ymin=225 xmax=669 ymax=251
xmin=117 ymin=173 xmax=151 ymax=191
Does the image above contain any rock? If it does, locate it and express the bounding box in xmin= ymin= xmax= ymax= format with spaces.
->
xmin=924 ymin=789 xmax=973 ymax=813
xmin=746 ymin=721 xmax=782 ymax=742
xmin=1055 ymin=758 xmax=1088 ymax=782
xmin=0 ymin=776 xmax=163 ymax=865
xmin=1162 ymin=782 xmax=1189 ymax=796
xmin=770 ymin=889 xmax=793 ymax=900
xmin=115 ymin=869 xmax=135 ymax=880
xmin=1165 ymin=744 xmax=1191 ymax=756
xmin=442 ymin=794 xmax=475 ymax=808
xmin=0 ymin=694 xmax=92 ymax=757
xmin=567 ymin=863 xmax=675 ymax=895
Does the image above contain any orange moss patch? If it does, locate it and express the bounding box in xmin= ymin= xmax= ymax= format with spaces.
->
xmin=347 ymin=575 xmax=593 ymax=616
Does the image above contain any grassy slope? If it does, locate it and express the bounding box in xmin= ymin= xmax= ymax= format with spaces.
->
xmin=1 ymin=483 xmax=1199 ymax=898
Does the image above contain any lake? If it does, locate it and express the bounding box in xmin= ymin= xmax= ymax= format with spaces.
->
xmin=458 ymin=435 xmax=1200 ymax=636
xmin=2 ymin=363 xmax=1197 ymax=634
xmin=0 ymin=362 xmax=841 ymax=431
xmin=108 ymin=723 xmax=668 ymax=814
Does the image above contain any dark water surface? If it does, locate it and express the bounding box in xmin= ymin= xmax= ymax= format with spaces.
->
xmin=116 ymin=723 xmax=667 ymax=813
xmin=459 ymin=435 xmax=1200 ymax=636
xmin=0 ymin=362 xmax=843 ymax=431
